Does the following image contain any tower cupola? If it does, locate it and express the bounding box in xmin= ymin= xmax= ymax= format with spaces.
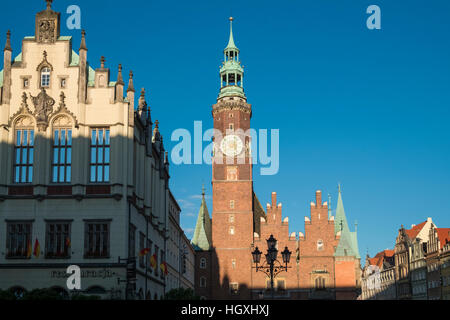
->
xmin=218 ymin=17 xmax=245 ymax=100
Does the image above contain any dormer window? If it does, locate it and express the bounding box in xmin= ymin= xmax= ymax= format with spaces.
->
xmin=41 ymin=67 xmax=51 ymax=87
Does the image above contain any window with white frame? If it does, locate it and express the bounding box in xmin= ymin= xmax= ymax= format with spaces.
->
xmin=40 ymin=67 xmax=51 ymax=87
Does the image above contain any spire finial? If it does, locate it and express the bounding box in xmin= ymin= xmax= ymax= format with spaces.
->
xmin=225 ymin=16 xmax=237 ymax=50
xmin=100 ymin=56 xmax=105 ymax=69
xmin=338 ymin=183 xmax=341 ymax=193
xmin=155 ymin=119 xmax=159 ymax=129
xmin=202 ymin=184 xmax=205 ymax=198
xmin=117 ymin=64 xmax=124 ymax=85
xmin=127 ymin=70 xmax=135 ymax=93
xmin=80 ymin=29 xmax=87 ymax=51
xmin=4 ymin=30 xmax=12 ymax=52
xmin=46 ymin=0 xmax=53 ymax=10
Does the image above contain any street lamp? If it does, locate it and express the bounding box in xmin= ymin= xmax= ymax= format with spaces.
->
xmin=251 ymin=234 xmax=292 ymax=299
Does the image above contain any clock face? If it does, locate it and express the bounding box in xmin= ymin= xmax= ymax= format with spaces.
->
xmin=220 ymin=135 xmax=243 ymax=157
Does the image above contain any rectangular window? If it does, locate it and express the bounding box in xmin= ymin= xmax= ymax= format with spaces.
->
xmin=23 ymin=78 xmax=29 ymax=88
xmin=45 ymin=221 xmax=71 ymax=258
xmin=90 ymin=128 xmax=110 ymax=183
xmin=14 ymin=129 xmax=34 ymax=183
xmin=6 ymin=221 xmax=32 ymax=258
xmin=84 ymin=221 xmax=110 ymax=258
xmin=52 ymin=128 xmax=72 ymax=183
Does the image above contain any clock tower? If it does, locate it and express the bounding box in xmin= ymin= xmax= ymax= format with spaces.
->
xmin=211 ymin=17 xmax=255 ymax=299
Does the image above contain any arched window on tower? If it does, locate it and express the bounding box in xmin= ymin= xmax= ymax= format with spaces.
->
xmin=200 ymin=258 xmax=206 ymax=269
xmin=40 ymin=67 xmax=51 ymax=87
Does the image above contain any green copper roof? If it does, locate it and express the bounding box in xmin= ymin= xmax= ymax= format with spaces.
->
xmin=334 ymin=186 xmax=360 ymax=258
xmin=70 ymin=50 xmax=79 ymax=66
xmin=87 ymin=63 xmax=95 ymax=87
xmin=191 ymin=188 xmax=212 ymax=251
xmin=13 ymin=53 xmax=22 ymax=63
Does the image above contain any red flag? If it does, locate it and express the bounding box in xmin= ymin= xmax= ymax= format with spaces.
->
xmin=33 ymin=239 xmax=40 ymax=258
xmin=139 ymin=248 xmax=150 ymax=257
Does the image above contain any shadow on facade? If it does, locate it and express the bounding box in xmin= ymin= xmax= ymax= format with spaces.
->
xmin=195 ymin=246 xmax=360 ymax=300
xmin=0 ymin=126 xmax=169 ymax=300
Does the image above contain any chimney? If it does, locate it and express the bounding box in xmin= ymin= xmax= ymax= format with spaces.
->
xmin=78 ymin=30 xmax=87 ymax=103
xmin=2 ymin=30 xmax=12 ymax=104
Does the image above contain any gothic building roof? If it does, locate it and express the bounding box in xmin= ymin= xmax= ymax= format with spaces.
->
xmin=334 ymin=186 xmax=360 ymax=258
xmin=191 ymin=187 xmax=212 ymax=251
xmin=367 ymin=249 xmax=395 ymax=269
xmin=436 ymin=228 xmax=450 ymax=249
xmin=405 ymin=221 xmax=427 ymax=240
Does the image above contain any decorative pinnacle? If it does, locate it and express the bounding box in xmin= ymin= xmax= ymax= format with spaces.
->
xmin=117 ymin=64 xmax=124 ymax=85
xmin=140 ymin=87 xmax=145 ymax=98
xmin=127 ymin=70 xmax=135 ymax=92
xmin=202 ymin=184 xmax=205 ymax=197
xmin=154 ymin=119 xmax=159 ymax=129
xmin=100 ymin=56 xmax=105 ymax=68
xmin=4 ymin=30 xmax=12 ymax=52
xmin=46 ymin=0 xmax=53 ymax=10
xmin=80 ymin=30 xmax=87 ymax=51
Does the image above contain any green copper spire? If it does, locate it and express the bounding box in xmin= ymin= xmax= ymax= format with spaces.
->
xmin=334 ymin=185 xmax=361 ymax=259
xmin=225 ymin=17 xmax=238 ymax=50
xmin=218 ymin=17 xmax=245 ymax=100
xmin=191 ymin=186 xmax=212 ymax=251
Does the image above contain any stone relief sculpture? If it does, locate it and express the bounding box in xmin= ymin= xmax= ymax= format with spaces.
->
xmin=30 ymin=88 xmax=55 ymax=131
xmin=38 ymin=19 xmax=56 ymax=43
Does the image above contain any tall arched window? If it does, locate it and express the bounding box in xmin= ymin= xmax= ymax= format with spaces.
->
xmin=41 ymin=67 xmax=51 ymax=87
xmin=200 ymin=257 xmax=206 ymax=269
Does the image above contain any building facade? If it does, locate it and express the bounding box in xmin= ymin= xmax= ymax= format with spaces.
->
xmin=0 ymin=1 xmax=191 ymax=300
xmin=191 ymin=18 xmax=361 ymax=300
xmin=426 ymin=225 xmax=450 ymax=300
xmin=166 ymin=191 xmax=195 ymax=292
xmin=361 ymin=250 xmax=396 ymax=300
xmin=361 ymin=218 xmax=450 ymax=300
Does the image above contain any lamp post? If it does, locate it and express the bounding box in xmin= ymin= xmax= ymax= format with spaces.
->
xmin=251 ymin=234 xmax=292 ymax=299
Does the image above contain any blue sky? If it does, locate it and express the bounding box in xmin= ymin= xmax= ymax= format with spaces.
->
xmin=3 ymin=0 xmax=450 ymax=262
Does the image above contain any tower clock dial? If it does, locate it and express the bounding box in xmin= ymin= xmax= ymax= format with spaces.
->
xmin=220 ymin=135 xmax=243 ymax=157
